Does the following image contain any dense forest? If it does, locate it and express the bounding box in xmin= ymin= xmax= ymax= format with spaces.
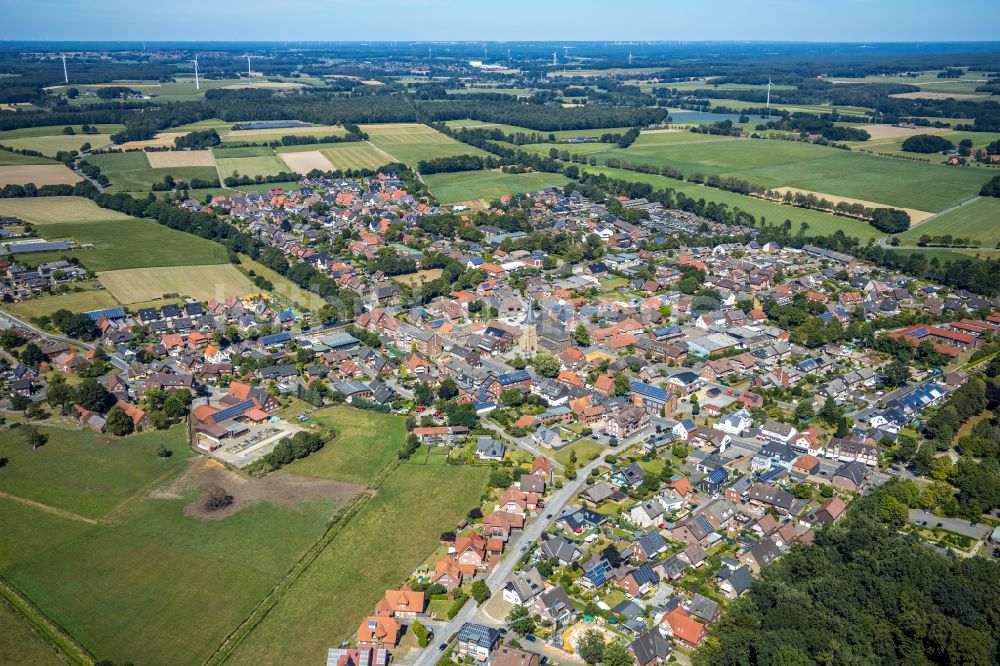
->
xmin=693 ymin=481 xmax=1000 ymax=666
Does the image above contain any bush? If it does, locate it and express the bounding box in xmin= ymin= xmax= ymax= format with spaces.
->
xmin=202 ymin=486 xmax=234 ymax=512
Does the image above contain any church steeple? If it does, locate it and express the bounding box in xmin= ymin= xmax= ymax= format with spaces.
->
xmin=519 ymin=296 xmax=538 ymax=354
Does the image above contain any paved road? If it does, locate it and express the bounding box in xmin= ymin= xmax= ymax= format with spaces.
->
xmin=908 ymin=509 xmax=991 ymax=540
xmin=0 ymin=310 xmax=129 ymax=371
xmin=410 ymin=453 xmax=608 ymax=666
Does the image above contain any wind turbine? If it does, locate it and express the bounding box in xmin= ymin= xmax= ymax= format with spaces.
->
xmin=191 ymin=55 xmax=200 ymax=91
xmin=245 ymin=53 xmax=254 ymax=84
xmin=60 ymin=54 xmax=68 ymax=84
xmin=766 ymin=77 xmax=773 ymax=120
xmin=628 ymin=52 xmax=633 ymax=66
xmin=552 ymin=51 xmax=557 ymax=66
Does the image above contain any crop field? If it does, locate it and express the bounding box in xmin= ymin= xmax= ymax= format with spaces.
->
xmin=278 ymin=149 xmax=336 ymax=173
xmin=899 ymin=198 xmax=1000 ymax=247
xmin=313 ymin=142 xmax=397 ymax=170
xmin=286 ymin=406 xmax=407 ymax=485
xmin=212 ymin=145 xmax=276 ymax=158
xmin=0 ymin=164 xmax=81 ymax=186
xmin=216 ymin=155 xmax=290 ymax=178
xmin=586 ymin=136 xmax=987 ymax=212
xmin=222 ymin=123 xmax=346 ymax=143
xmin=226 ymin=463 xmax=489 ymax=665
xmin=97 ymin=264 xmax=255 ymax=303
xmin=581 ymin=165 xmax=886 ymax=241
xmin=363 ymin=123 xmax=488 ymax=166
xmin=0 ymin=196 xmax=132 ymax=224
xmin=2 ymin=287 xmax=120 ymax=320
xmin=0 ymin=134 xmax=113 ymax=156
xmin=770 ymin=186 xmax=933 ymax=225
xmin=0 ymin=425 xmax=340 ymax=665
xmin=423 ymin=169 xmax=571 ymax=204
xmin=87 ymin=151 xmax=218 ymax=192
xmin=853 ymin=129 xmax=1000 ymax=163
xmin=0 ymin=151 xmax=57 ymax=166
xmin=0 ymin=600 xmax=63 ymax=666
xmin=20 ymin=218 xmax=230 ymax=271
xmin=145 ymin=150 xmax=217 ymax=168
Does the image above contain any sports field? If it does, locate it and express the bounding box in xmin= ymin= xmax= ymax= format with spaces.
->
xmin=586 ymin=135 xmax=987 ymax=212
xmin=363 ymin=123 xmax=488 ymax=166
xmin=226 ymin=463 xmax=489 ymax=665
xmin=0 ymin=425 xmax=341 ymax=666
xmin=286 ymin=406 xmax=408 ymax=485
xmin=20 ymin=218 xmax=230 ymax=272
xmin=423 ymin=169 xmax=571 ymax=204
xmin=3 ymin=287 xmax=120 ymax=320
xmin=899 ymin=197 xmax=1000 ymax=247
xmin=98 ymin=264 xmax=254 ymax=303
xmin=313 ymin=142 xmax=396 ymax=170
xmin=0 ymin=196 xmax=132 ymax=224
xmin=0 ymin=164 xmax=81 ymax=186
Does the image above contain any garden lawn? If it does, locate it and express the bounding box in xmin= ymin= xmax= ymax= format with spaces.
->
xmin=423 ymin=169 xmax=570 ymax=204
xmin=554 ymin=439 xmax=605 ymax=468
xmin=285 ymin=406 xmax=408 ymax=485
xmin=226 ymin=464 xmax=489 ymax=665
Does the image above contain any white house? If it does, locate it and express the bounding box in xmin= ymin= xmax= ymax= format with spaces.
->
xmin=717 ymin=408 xmax=752 ymax=436
xmin=628 ymin=499 xmax=667 ymax=528
xmin=672 ymin=419 xmax=697 ymax=441
xmin=758 ymin=420 xmax=797 ymax=444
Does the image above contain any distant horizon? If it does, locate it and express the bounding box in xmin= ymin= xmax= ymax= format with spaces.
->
xmin=3 ymin=0 xmax=999 ymax=42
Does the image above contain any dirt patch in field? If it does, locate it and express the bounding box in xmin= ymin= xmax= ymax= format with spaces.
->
xmin=770 ymin=186 xmax=933 ymax=226
xmin=640 ymin=128 xmax=684 ymax=135
xmin=857 ymin=124 xmax=950 ymax=140
xmin=150 ymin=456 xmax=363 ymax=521
xmin=0 ymin=164 xmax=81 ymax=186
xmin=452 ymin=199 xmax=489 ymax=211
xmin=279 ymin=150 xmax=336 ymax=173
xmin=228 ymin=124 xmax=343 ymax=138
xmin=147 ymin=150 xmax=217 ymax=168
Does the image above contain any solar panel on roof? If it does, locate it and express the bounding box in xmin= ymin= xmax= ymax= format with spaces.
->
xmin=209 ymin=399 xmax=255 ymax=423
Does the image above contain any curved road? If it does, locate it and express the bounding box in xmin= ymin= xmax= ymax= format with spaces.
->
xmin=0 ymin=310 xmax=129 ymax=371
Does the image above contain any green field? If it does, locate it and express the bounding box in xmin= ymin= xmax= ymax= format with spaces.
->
xmin=0 ymin=600 xmax=64 ymax=666
xmin=900 ymin=197 xmax=1000 ymax=247
xmin=0 ymin=196 xmax=133 ymax=225
xmin=0 ymin=150 xmax=57 ymax=166
xmin=19 ymin=217 xmax=230 ymax=271
xmin=582 ymin=165 xmax=886 ymax=241
xmin=316 ymin=142 xmax=397 ymax=170
xmin=285 ymin=406 xmax=407 ymax=485
xmin=0 ymin=427 xmax=191 ymax=519
xmin=0 ymin=425 xmax=344 ymax=665
xmin=227 ymin=463 xmax=489 ymax=665
xmin=363 ymin=123 xmax=488 ymax=167
xmin=582 ymin=135 xmax=986 ymax=212
xmin=215 ymin=155 xmax=289 ymax=178
xmin=2 ymin=287 xmax=120 ymax=320
xmin=212 ymin=145 xmax=276 ymax=158
xmin=423 ymin=169 xmax=571 ymax=204
xmin=0 ymin=134 xmax=113 ymax=156
xmin=554 ymin=438 xmax=605 ymax=467
xmin=87 ymin=151 xmax=217 ymax=192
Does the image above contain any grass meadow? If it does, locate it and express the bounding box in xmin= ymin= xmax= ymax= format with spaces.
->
xmin=0 ymin=425 xmax=342 ymax=665
xmin=0 ymin=600 xmax=64 ymax=666
xmin=286 ymin=406 xmax=408 ymax=485
xmin=423 ymin=169 xmax=570 ymax=204
xmin=900 ymin=197 xmax=1000 ymax=247
xmin=3 ymin=287 xmax=121 ymax=320
xmin=18 ymin=217 xmax=230 ymax=272
xmin=226 ymin=463 xmax=489 ymax=665
xmin=96 ymin=264 xmax=255 ymax=303
xmin=363 ymin=123 xmax=488 ymax=167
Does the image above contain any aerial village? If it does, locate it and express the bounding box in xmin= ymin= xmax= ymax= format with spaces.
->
xmin=3 ymin=171 xmax=1000 ymax=666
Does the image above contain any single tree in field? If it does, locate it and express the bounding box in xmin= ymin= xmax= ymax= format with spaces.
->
xmin=202 ymin=486 xmax=234 ymax=512
xmin=22 ymin=425 xmax=48 ymax=450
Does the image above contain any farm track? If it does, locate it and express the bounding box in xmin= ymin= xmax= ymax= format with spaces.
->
xmin=0 ymin=491 xmax=101 ymax=526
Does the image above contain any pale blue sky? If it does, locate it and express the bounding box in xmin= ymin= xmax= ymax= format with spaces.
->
xmin=1 ymin=0 xmax=998 ymax=42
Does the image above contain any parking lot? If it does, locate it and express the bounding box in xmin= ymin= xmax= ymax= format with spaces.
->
xmin=207 ymin=421 xmax=304 ymax=467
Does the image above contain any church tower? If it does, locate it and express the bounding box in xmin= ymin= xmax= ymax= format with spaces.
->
xmin=519 ymin=298 xmax=538 ymax=354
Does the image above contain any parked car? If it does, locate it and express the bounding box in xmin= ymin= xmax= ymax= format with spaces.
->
xmin=438 ymin=643 xmax=447 ymax=651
